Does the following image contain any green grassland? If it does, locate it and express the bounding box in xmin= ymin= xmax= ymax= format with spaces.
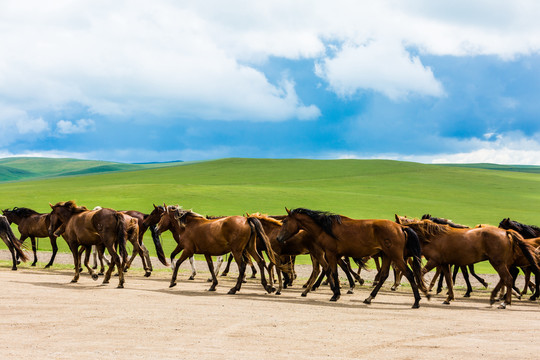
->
xmin=0 ymin=157 xmax=539 ymax=274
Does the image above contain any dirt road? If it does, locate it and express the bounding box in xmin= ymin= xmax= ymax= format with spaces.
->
xmin=1 ymin=251 xmax=539 ymax=359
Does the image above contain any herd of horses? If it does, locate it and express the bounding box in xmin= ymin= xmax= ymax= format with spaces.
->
xmin=1 ymin=201 xmax=540 ymax=310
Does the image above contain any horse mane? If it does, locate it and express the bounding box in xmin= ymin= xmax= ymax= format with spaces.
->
xmin=421 ymin=214 xmax=469 ymax=229
xmin=53 ymin=200 xmax=88 ymax=213
xmin=168 ymin=206 xmax=204 ymax=226
xmin=247 ymin=212 xmax=283 ymax=226
xmin=289 ymin=208 xmax=342 ymax=238
xmin=500 ymin=218 xmax=540 ymax=238
xmin=4 ymin=207 xmax=40 ymax=217
xmin=403 ymin=219 xmax=451 ymax=242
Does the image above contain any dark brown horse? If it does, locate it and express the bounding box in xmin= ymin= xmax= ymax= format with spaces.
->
xmin=157 ymin=206 xmax=277 ymax=294
xmin=2 ymin=207 xmax=58 ymax=268
xmin=499 ymin=218 xmax=540 ymax=298
xmin=49 ymin=201 xmax=127 ymax=287
xmin=276 ymin=208 xmax=428 ymax=308
xmin=0 ymin=215 xmax=28 ymax=269
xmin=396 ymin=215 xmax=540 ymax=308
xmin=246 ymin=213 xmax=329 ymax=296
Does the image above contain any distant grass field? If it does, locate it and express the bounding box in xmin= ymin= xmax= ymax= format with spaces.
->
xmin=0 ymin=157 xmax=539 ymax=274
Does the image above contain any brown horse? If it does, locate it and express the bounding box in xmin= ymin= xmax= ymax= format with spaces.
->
xmin=49 ymin=201 xmax=127 ymax=288
xmin=396 ymin=215 xmax=540 ymax=308
xmin=156 ymin=206 xmax=277 ymax=294
xmin=498 ymin=218 xmax=540 ymax=297
xmin=276 ymin=208 xmax=428 ymax=308
xmin=0 ymin=215 xmax=28 ymax=269
xmin=2 ymin=207 xmax=58 ymax=267
xmin=246 ymin=213 xmax=328 ymax=296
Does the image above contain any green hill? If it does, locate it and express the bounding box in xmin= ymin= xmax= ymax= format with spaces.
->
xmin=0 ymin=157 xmax=183 ymax=182
xmin=1 ymin=157 xmax=539 ymax=267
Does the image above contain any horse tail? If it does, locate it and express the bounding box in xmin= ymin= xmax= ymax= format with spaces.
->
xmin=403 ymin=227 xmax=428 ymax=294
xmin=0 ymin=216 xmax=29 ymax=262
xmin=509 ymin=230 xmax=540 ymax=274
xmin=149 ymin=224 xmax=168 ymax=266
xmin=115 ymin=213 xmax=127 ymax=261
xmin=247 ymin=217 xmax=277 ymax=265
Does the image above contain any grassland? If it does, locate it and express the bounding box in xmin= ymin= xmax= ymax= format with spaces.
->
xmin=0 ymin=157 xmax=539 ymax=274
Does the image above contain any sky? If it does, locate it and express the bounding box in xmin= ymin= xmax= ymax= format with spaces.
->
xmin=1 ymin=1 xmax=540 ymax=164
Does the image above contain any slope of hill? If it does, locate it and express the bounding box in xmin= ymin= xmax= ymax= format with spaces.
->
xmin=0 ymin=157 xmax=538 ymax=259
xmin=0 ymin=157 xmax=183 ymax=182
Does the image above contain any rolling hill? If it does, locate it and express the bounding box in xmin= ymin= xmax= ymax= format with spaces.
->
xmin=0 ymin=157 xmax=539 ymax=263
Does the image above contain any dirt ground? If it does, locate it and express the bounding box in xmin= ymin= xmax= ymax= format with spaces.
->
xmin=1 ymin=250 xmax=540 ymax=360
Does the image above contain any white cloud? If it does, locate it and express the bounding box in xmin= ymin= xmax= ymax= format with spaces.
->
xmin=0 ymin=1 xmax=538 ymax=124
xmin=315 ymin=40 xmax=444 ymax=99
xmin=330 ymin=131 xmax=540 ymax=165
xmin=56 ymin=119 xmax=95 ymax=134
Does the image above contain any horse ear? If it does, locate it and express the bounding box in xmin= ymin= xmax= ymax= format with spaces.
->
xmin=49 ymin=202 xmax=54 ymax=209
xmin=285 ymin=207 xmax=291 ymax=215
xmin=394 ymin=214 xmax=402 ymax=224
xmin=153 ymin=204 xmax=157 ymax=209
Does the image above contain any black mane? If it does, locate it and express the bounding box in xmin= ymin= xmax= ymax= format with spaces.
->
xmin=4 ymin=207 xmax=40 ymax=217
xmin=290 ymin=208 xmax=342 ymax=238
xmin=499 ymin=218 xmax=540 ymax=238
xmin=421 ymin=214 xmax=469 ymax=229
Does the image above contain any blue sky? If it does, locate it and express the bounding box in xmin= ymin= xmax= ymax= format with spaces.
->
xmin=1 ymin=1 xmax=540 ymax=164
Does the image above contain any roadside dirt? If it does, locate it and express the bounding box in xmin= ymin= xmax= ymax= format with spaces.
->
xmin=1 ymin=250 xmax=539 ymax=360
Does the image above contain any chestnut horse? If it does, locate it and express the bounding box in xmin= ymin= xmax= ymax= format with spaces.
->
xmin=157 ymin=206 xmax=277 ymax=294
xmin=396 ymin=215 xmax=540 ymax=308
xmin=0 ymin=215 xmax=28 ymax=269
xmin=276 ymin=208 xmax=428 ymax=308
xmin=49 ymin=201 xmax=127 ymax=288
xmin=2 ymin=207 xmax=58 ymax=268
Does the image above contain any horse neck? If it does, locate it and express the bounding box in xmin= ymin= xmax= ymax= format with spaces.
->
xmin=4 ymin=213 xmax=21 ymax=224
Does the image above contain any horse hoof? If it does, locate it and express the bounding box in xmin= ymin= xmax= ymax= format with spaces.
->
xmin=144 ymin=272 xmax=151 ymax=277
xmin=71 ymin=279 xmax=78 ymax=283
xmin=227 ymin=289 xmax=237 ymax=295
xmin=330 ymin=295 xmax=340 ymax=302
xmin=276 ymin=291 xmax=281 ymax=295
xmin=347 ymin=290 xmax=354 ymax=295
xmin=44 ymin=264 xmax=51 ymax=269
xmin=443 ymin=300 xmax=450 ymax=305
xmin=102 ymin=280 xmax=109 ymax=284
xmin=250 ymin=275 xmax=257 ymax=279
xmin=529 ymin=296 xmax=538 ymax=301
xmin=206 ymin=278 xmax=213 ymax=282
xmin=189 ymin=276 xmax=195 ymax=281
xmin=117 ymin=284 xmax=124 ymax=289
xmin=412 ymin=303 xmax=420 ymax=309
xmin=391 ymin=286 xmax=397 ymax=291
xmin=92 ymin=274 xmax=99 ymax=281
xmin=11 ymin=267 xmax=17 ymax=271
xmin=363 ymin=298 xmax=372 ymax=305
xmin=220 ymin=273 xmax=228 ymax=277
xmin=98 ymin=272 xmax=104 ymax=276
xmin=463 ymin=293 xmax=471 ymax=298
xmin=208 ymin=288 xmax=216 ymax=292
xmin=169 ymin=283 xmax=176 ymax=288
xmin=498 ymin=304 xmax=506 ymax=309
xmin=16 ymin=260 xmax=21 ymax=265
xmin=31 ymin=263 xmax=37 ymax=267
xmin=358 ymin=280 xmax=365 ymax=286
xmin=426 ymin=294 xmax=432 ymax=300
xmin=302 ymin=284 xmax=307 ymax=288
xmin=301 ymin=293 xmax=307 ymax=297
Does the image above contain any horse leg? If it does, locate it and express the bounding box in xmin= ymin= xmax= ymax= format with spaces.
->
xmin=436 ymin=266 xmax=445 ymax=294
xmin=83 ymin=245 xmax=98 ymax=281
xmin=440 ymin=264 xmax=455 ymax=304
xmin=168 ymin=249 xmax=192 ymax=288
xmin=44 ymin=236 xmax=58 ymax=268
xmin=169 ymin=243 xmax=184 ymax=271
xmin=204 ymin=254 xmax=219 ymax=291
xmin=428 ymin=267 xmax=441 ymax=292
xmin=69 ymin=243 xmax=81 ymax=283
xmin=489 ymin=262 xmax=513 ymax=308
xmin=451 ymin=264 xmax=459 ymax=284
xmin=391 ymin=264 xmax=402 ymax=291
xmin=364 ymin=255 xmax=391 ymax=305
xmin=302 ymin=255 xmax=322 ymax=297
xmin=247 ymin=256 xmax=257 ymax=279
xmin=460 ymin=266 xmax=473 ymax=297
xmin=211 ymin=255 xmax=224 ymax=281
xmin=338 ymin=258 xmax=355 ymax=294
xmin=521 ymin=268 xmax=531 ymax=296
xmin=468 ymin=264 xmax=488 ymax=288
xmin=221 ymin=254 xmax=234 ymax=276
xmin=394 ymin=258 xmax=423 ymax=309
xmin=29 ymin=236 xmax=37 ymax=266
xmin=228 ymin=251 xmax=248 ymax=294
xmin=103 ymin=243 xmax=124 ymax=288
xmin=324 ymin=254 xmax=341 ymax=302
xmin=91 ymin=245 xmax=98 ymax=269
xmin=140 ymin=241 xmax=153 ymax=272
xmin=188 ymin=256 xmax=197 ymax=280
xmin=246 ymin=245 xmax=274 ymax=294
